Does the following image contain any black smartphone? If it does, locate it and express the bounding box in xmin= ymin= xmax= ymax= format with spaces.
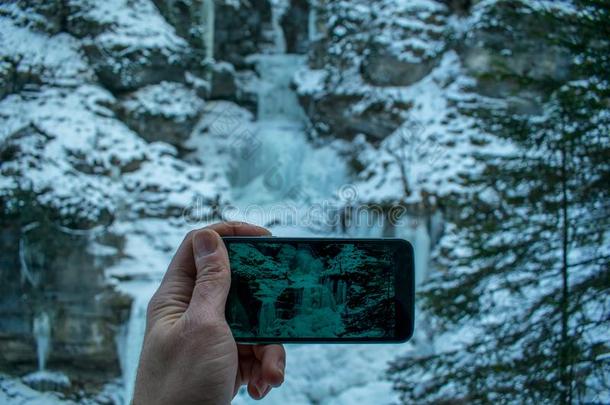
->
xmin=222 ymin=237 xmax=414 ymax=343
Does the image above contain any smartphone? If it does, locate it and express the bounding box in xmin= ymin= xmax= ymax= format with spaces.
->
xmin=223 ymin=237 xmax=414 ymax=343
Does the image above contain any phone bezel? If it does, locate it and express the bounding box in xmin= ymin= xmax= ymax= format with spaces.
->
xmin=222 ymin=237 xmax=414 ymax=344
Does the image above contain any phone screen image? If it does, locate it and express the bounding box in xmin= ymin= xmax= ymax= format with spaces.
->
xmin=224 ymin=238 xmax=413 ymax=342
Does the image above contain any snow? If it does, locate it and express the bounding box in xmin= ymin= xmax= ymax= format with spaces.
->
xmin=294 ymin=68 xmax=327 ymax=95
xmin=0 ymin=375 xmax=72 ymax=405
xmin=377 ymin=8 xmax=447 ymax=64
xmin=73 ymin=0 xmax=188 ymax=53
xmin=121 ymin=81 xmax=205 ymax=122
xmin=233 ymin=343 xmax=410 ymax=405
xmin=0 ymin=16 xmax=95 ymax=87
xmin=22 ymin=371 xmax=71 ymax=392
xmin=294 ymin=50 xmax=481 ymax=203
xmin=0 ymin=83 xmax=222 ymax=225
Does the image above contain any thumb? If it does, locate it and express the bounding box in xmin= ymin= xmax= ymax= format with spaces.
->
xmin=188 ymin=229 xmax=231 ymax=322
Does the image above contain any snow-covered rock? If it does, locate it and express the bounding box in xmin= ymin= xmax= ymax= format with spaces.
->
xmin=69 ymin=0 xmax=198 ymax=92
xmin=361 ymin=1 xmax=448 ymax=86
xmin=0 ymin=11 xmax=222 ymax=393
xmin=0 ymin=15 xmax=95 ymax=97
xmin=295 ymin=0 xmax=449 ymax=142
xmin=118 ymin=81 xmax=205 ymax=145
xmin=0 ymin=374 xmax=74 ymax=405
xmin=0 ymin=1 xmax=66 ymax=35
xmin=456 ymin=0 xmax=574 ymax=111
xmin=210 ymin=61 xmax=238 ymax=99
xmin=22 ymin=371 xmax=71 ymax=393
xmin=151 ymin=0 xmax=211 ymax=51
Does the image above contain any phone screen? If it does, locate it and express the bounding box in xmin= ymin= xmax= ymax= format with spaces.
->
xmin=223 ymin=237 xmax=413 ymax=343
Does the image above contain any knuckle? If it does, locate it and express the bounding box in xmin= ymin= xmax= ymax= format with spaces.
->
xmin=196 ymin=270 xmax=230 ymax=289
xmin=195 ymin=253 xmax=230 ymax=278
xmin=193 ymin=274 xmax=230 ymax=301
xmin=203 ymin=260 xmax=229 ymax=274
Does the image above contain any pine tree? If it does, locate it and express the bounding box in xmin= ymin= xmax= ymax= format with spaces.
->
xmin=388 ymin=1 xmax=610 ymax=403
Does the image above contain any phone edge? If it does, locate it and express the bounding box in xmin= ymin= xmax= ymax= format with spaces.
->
xmin=223 ymin=236 xmax=415 ymax=344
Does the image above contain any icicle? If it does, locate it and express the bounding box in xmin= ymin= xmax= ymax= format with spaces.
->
xmin=414 ymin=219 xmax=431 ymax=286
xmin=54 ymin=223 xmax=105 ymax=236
xmin=19 ymin=222 xmax=39 ymax=287
xmin=270 ymin=1 xmax=287 ymax=53
xmin=33 ymin=311 xmax=51 ymax=371
xmin=203 ymin=0 xmax=215 ymax=61
xmin=428 ymin=209 xmax=444 ymax=247
xmin=308 ymin=0 xmax=317 ymax=42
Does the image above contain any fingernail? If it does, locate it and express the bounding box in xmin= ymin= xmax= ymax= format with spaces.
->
xmin=255 ymin=382 xmax=266 ymax=399
xmin=193 ymin=230 xmax=217 ymax=258
xmin=276 ymin=361 xmax=285 ymax=382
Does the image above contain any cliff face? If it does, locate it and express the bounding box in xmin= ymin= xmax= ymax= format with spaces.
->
xmin=0 ymin=0 xmax=229 ymax=400
xmin=0 ymin=216 xmax=131 ymax=384
xmin=297 ymin=0 xmax=574 ymax=142
xmin=293 ymin=0 xmax=578 ymax=207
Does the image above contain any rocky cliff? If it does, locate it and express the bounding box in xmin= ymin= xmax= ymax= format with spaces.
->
xmin=0 ymin=0 xmax=242 ymax=400
xmin=294 ymin=0 xmax=578 ymax=211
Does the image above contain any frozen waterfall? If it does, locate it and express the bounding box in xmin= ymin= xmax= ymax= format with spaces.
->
xmin=224 ymin=47 xmax=433 ymax=405
xmin=118 ymin=282 xmax=157 ymax=404
xmin=255 ymin=54 xmax=307 ymax=122
xmin=228 ymin=53 xmax=347 ymax=212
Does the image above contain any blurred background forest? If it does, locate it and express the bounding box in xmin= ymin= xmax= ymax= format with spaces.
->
xmin=0 ymin=0 xmax=608 ymax=403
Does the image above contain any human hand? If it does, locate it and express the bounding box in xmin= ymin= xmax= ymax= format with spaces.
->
xmin=133 ymin=222 xmax=286 ymax=404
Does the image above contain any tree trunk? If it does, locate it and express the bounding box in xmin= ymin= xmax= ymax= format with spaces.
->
xmin=559 ymin=140 xmax=572 ymax=405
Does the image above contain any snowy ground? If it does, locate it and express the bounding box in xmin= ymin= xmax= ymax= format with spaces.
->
xmin=234 ymin=343 xmax=410 ymax=405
